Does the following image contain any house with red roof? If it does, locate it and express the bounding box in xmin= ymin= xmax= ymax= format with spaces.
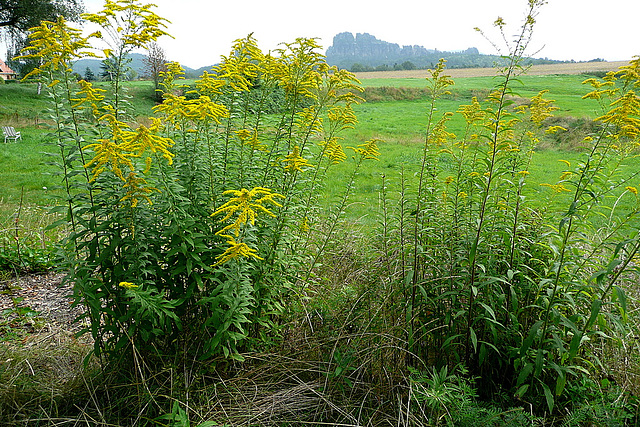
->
xmin=0 ymin=59 xmax=17 ymax=81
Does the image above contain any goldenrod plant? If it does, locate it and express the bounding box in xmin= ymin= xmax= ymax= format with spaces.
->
xmin=374 ymin=0 xmax=640 ymax=414
xmin=19 ymin=0 xmax=366 ymax=365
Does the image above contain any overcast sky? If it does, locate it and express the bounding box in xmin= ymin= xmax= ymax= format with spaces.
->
xmin=77 ymin=0 xmax=640 ymax=69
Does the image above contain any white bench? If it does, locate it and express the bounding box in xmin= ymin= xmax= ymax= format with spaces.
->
xmin=2 ymin=126 xmax=21 ymax=143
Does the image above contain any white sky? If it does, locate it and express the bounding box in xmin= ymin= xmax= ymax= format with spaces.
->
xmin=45 ymin=0 xmax=640 ymax=69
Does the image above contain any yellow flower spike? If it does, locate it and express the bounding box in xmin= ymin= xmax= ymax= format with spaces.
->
xmin=327 ymin=104 xmax=358 ymax=131
xmin=349 ymin=139 xmax=381 ymax=161
xmin=540 ymin=183 xmax=571 ymax=193
xmin=546 ymin=125 xmax=567 ymax=134
xmin=457 ymin=97 xmax=485 ymax=125
xmin=213 ymin=235 xmax=263 ymax=266
xmin=320 ymin=138 xmax=347 ymax=165
xmin=212 ymin=187 xmax=285 ymax=237
xmin=82 ymin=0 xmax=171 ymax=52
xmin=72 ymin=80 xmax=107 ymax=114
xmin=215 ymin=35 xmax=263 ymax=92
xmin=283 ymin=145 xmax=313 ymax=173
xmin=626 ymin=186 xmax=638 ymax=196
xmin=559 ymin=172 xmax=573 ymax=181
xmin=119 ymin=119 xmax=175 ymax=164
xmin=596 ymin=90 xmax=640 ymax=139
xmin=558 ymin=159 xmax=571 ymax=168
xmin=17 ymin=16 xmax=99 ymax=80
xmin=271 ymin=37 xmax=325 ymax=100
xmin=119 ymin=281 xmax=139 ymax=289
xmin=120 ymin=172 xmax=159 ymax=207
xmin=84 ymin=137 xmax=134 ymax=181
xmin=300 ymin=217 xmax=310 ymax=232
xmin=235 ymin=129 xmax=252 ymax=141
xmin=194 ymin=70 xmax=226 ymax=96
xmin=614 ymin=56 xmax=640 ymax=88
xmin=189 ymin=96 xmax=228 ymax=123
xmin=295 ymin=106 xmax=323 ymax=135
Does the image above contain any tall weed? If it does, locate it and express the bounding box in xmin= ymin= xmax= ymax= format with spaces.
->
xmin=17 ymin=0 xmax=374 ymax=366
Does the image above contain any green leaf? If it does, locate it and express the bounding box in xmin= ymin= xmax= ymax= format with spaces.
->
xmin=586 ymin=299 xmax=602 ymax=328
xmin=470 ymin=327 xmax=478 ymax=352
xmin=542 ymin=382 xmax=554 ymax=413
xmin=515 ymin=384 xmax=529 ymax=398
xmin=613 ymin=286 xmax=627 ymax=317
xmin=521 ymin=320 xmax=543 ymax=356
xmin=534 ymin=348 xmax=544 ymax=377
xmin=568 ymin=331 xmax=583 ymax=359
xmin=517 ymin=363 xmax=534 ymax=386
xmin=555 ymin=370 xmax=567 ymax=396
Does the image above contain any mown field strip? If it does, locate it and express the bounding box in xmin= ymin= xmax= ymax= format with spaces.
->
xmin=354 ymin=60 xmax=628 ymax=79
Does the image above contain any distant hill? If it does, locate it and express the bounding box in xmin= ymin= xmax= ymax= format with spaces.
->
xmin=325 ymin=32 xmax=564 ymax=71
xmin=72 ymin=53 xmax=214 ymax=80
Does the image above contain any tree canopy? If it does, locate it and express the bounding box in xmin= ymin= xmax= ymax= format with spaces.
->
xmin=0 ymin=0 xmax=84 ymax=35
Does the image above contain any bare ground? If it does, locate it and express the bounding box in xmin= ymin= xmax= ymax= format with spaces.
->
xmin=0 ymin=272 xmax=86 ymax=334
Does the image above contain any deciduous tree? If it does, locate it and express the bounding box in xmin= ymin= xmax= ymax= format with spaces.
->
xmin=143 ymin=42 xmax=168 ymax=102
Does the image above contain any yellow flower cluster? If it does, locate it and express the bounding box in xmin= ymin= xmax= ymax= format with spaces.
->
xmin=294 ymin=107 xmax=323 ymax=137
xmin=582 ymin=76 xmax=617 ymax=101
xmin=215 ymin=35 xmax=263 ymax=92
xmin=194 ymin=71 xmax=225 ymax=97
xmin=213 ymin=235 xmax=263 ymax=266
xmin=211 ymin=187 xmax=285 ymax=237
xmin=614 ymin=56 xmax=640 ymax=89
xmin=119 ymin=281 xmax=139 ymax=289
xmin=427 ymin=59 xmax=455 ymax=96
xmin=321 ymin=138 xmax=347 ymax=165
xmin=17 ymin=17 xmax=99 ymax=80
xmin=271 ymin=38 xmax=325 ymax=100
xmin=235 ymin=129 xmax=265 ymax=151
xmin=72 ymin=80 xmax=106 ymax=115
xmin=82 ymin=0 xmax=171 ymax=52
xmin=596 ymin=91 xmax=640 ymax=139
xmin=540 ymin=183 xmax=571 ymax=193
xmin=528 ymin=90 xmax=558 ymax=126
xmin=158 ymin=61 xmax=187 ymax=93
xmin=211 ymin=187 xmax=285 ymax=265
xmin=458 ymin=97 xmax=485 ymax=125
xmin=153 ymin=94 xmax=228 ymax=128
xmin=327 ymin=104 xmax=358 ymax=132
xmin=429 ymin=112 xmax=456 ymax=146
xmin=283 ymin=146 xmax=313 ymax=172
xmin=120 ymin=172 xmax=159 ymax=207
xmin=350 ymin=139 xmax=381 ymax=161
xmin=84 ymin=116 xmax=174 ymax=181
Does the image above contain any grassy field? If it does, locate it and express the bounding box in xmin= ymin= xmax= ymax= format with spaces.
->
xmin=0 ymin=61 xmax=632 ymax=219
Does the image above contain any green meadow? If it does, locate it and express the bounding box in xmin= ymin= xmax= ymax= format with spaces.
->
xmin=0 ymin=72 xmax=622 ymax=218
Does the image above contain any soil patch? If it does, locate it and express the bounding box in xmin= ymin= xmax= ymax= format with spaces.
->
xmin=0 ymin=272 xmax=87 ymax=335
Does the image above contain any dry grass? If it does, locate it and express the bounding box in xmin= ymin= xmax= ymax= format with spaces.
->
xmin=355 ymin=60 xmax=629 ymax=79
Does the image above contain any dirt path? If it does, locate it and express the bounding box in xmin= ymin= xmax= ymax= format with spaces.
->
xmin=354 ymin=60 xmax=628 ymax=79
xmin=0 ymin=272 xmax=86 ymax=334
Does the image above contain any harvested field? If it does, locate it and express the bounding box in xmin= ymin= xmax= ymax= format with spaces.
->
xmin=354 ymin=60 xmax=628 ymax=79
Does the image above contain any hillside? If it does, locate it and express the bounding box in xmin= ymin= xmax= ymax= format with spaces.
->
xmin=71 ymin=53 xmax=209 ymax=79
xmin=325 ymin=32 xmax=568 ymax=71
